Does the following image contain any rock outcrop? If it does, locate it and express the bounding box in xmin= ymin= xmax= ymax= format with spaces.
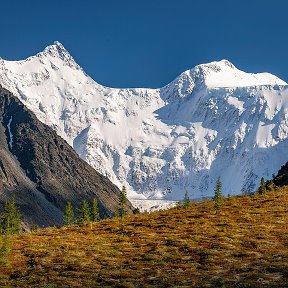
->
xmin=0 ymin=86 xmax=133 ymax=228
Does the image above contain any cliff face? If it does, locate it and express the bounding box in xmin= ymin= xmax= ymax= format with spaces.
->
xmin=0 ymin=86 xmax=133 ymax=228
xmin=273 ymin=162 xmax=288 ymax=187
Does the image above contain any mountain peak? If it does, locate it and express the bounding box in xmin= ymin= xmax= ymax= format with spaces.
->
xmin=42 ymin=41 xmax=70 ymax=59
xmin=53 ymin=40 xmax=65 ymax=47
xmin=196 ymin=59 xmax=236 ymax=72
xmin=187 ymin=59 xmax=287 ymax=88
xmin=219 ymin=59 xmax=236 ymax=68
xmin=39 ymin=41 xmax=81 ymax=70
xmin=161 ymin=59 xmax=287 ymax=102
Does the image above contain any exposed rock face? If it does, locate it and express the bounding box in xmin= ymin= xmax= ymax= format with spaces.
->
xmin=274 ymin=162 xmax=288 ymax=187
xmin=0 ymin=86 xmax=133 ymax=227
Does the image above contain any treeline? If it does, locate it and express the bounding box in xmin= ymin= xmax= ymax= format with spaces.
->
xmin=0 ymin=177 xmax=279 ymax=233
xmin=63 ymin=185 xmax=129 ymax=226
xmin=0 ymin=185 xmax=130 ymax=234
xmin=180 ymin=175 xmax=276 ymax=213
xmin=63 ymin=198 xmax=100 ymax=226
xmin=180 ymin=176 xmax=224 ymax=212
xmin=258 ymin=177 xmax=276 ymax=195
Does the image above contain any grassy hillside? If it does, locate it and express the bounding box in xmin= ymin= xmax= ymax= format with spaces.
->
xmin=0 ymin=188 xmax=287 ymax=288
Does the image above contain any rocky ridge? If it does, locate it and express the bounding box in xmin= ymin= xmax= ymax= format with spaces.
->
xmin=0 ymin=85 xmax=133 ymax=227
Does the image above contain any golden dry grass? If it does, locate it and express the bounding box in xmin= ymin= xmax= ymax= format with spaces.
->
xmin=0 ymin=188 xmax=287 ymax=287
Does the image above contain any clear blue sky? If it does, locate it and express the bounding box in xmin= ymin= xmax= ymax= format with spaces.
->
xmin=0 ymin=0 xmax=287 ymax=88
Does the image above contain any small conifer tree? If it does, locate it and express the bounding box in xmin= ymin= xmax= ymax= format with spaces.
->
xmin=183 ymin=190 xmax=190 ymax=209
xmin=119 ymin=186 xmax=128 ymax=218
xmin=0 ymin=198 xmax=21 ymax=235
xmin=91 ymin=198 xmax=100 ymax=222
xmin=63 ymin=201 xmax=74 ymax=226
xmin=213 ymin=177 xmax=223 ymax=212
xmin=266 ymin=180 xmax=275 ymax=192
xmin=77 ymin=200 xmax=91 ymax=224
xmin=258 ymin=177 xmax=267 ymax=195
xmin=0 ymin=233 xmax=11 ymax=261
xmin=132 ymin=207 xmax=140 ymax=214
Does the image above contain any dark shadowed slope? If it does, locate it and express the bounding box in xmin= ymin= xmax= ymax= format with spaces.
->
xmin=0 ymin=86 xmax=133 ymax=227
xmin=274 ymin=161 xmax=288 ymax=187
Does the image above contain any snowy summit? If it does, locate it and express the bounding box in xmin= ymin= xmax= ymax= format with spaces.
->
xmin=0 ymin=41 xmax=288 ymax=203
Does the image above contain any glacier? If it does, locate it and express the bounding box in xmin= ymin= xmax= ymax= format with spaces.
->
xmin=0 ymin=41 xmax=288 ymax=202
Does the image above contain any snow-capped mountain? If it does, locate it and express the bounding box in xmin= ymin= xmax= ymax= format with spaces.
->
xmin=1 ymin=41 xmax=288 ymax=201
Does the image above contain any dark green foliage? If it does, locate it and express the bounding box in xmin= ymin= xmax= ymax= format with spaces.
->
xmin=0 ymin=234 xmax=10 ymax=255
xmin=77 ymin=200 xmax=91 ymax=224
xmin=31 ymin=225 xmax=38 ymax=232
xmin=91 ymin=198 xmax=100 ymax=222
xmin=0 ymin=198 xmax=21 ymax=235
xmin=63 ymin=201 xmax=74 ymax=226
xmin=273 ymin=161 xmax=288 ymax=187
xmin=0 ymin=198 xmax=21 ymax=265
xmin=213 ymin=177 xmax=223 ymax=212
xmin=183 ymin=190 xmax=190 ymax=209
xmin=266 ymin=180 xmax=276 ymax=192
xmin=119 ymin=186 xmax=128 ymax=218
xmin=113 ymin=209 xmax=119 ymax=217
xmin=258 ymin=177 xmax=267 ymax=195
xmin=132 ymin=207 xmax=140 ymax=214
xmin=0 ymin=234 xmax=10 ymax=264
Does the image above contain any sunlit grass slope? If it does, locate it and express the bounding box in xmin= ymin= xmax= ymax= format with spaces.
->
xmin=0 ymin=188 xmax=287 ymax=287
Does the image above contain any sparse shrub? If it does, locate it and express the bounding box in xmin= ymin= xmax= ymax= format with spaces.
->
xmin=113 ymin=209 xmax=119 ymax=217
xmin=174 ymin=201 xmax=183 ymax=210
xmin=27 ymin=255 xmax=38 ymax=269
xmin=31 ymin=224 xmax=38 ymax=232
xmin=197 ymin=250 xmax=209 ymax=266
xmin=132 ymin=207 xmax=140 ymax=214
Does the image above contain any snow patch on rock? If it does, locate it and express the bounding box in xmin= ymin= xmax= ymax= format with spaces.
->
xmin=7 ymin=116 xmax=13 ymax=149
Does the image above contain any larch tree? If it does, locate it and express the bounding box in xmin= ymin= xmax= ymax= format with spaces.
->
xmin=258 ymin=177 xmax=267 ymax=195
xmin=119 ymin=186 xmax=128 ymax=218
xmin=0 ymin=198 xmax=21 ymax=235
xmin=91 ymin=198 xmax=100 ymax=222
xmin=63 ymin=201 xmax=74 ymax=226
xmin=213 ymin=177 xmax=223 ymax=213
xmin=183 ymin=190 xmax=190 ymax=209
xmin=77 ymin=200 xmax=91 ymax=224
